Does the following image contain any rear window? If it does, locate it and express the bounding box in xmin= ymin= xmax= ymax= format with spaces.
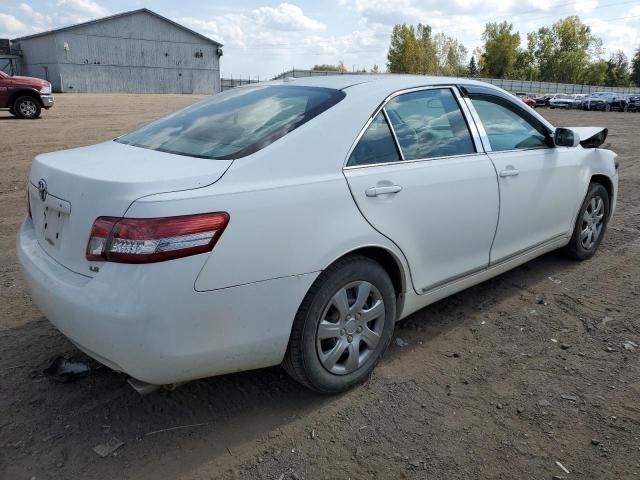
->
xmin=117 ymin=85 xmax=345 ymax=159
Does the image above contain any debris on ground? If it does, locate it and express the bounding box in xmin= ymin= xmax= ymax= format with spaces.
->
xmin=537 ymin=400 xmax=552 ymax=407
xmin=555 ymin=461 xmax=570 ymax=474
xmin=395 ymin=337 xmax=409 ymax=347
xmin=622 ymin=340 xmax=637 ymax=351
xmin=42 ymin=354 xmax=103 ymax=382
xmin=93 ymin=437 xmax=124 ymax=457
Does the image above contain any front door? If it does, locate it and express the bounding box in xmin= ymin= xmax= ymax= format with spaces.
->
xmin=344 ymin=87 xmax=499 ymax=294
xmin=0 ymin=72 xmax=11 ymax=108
xmin=467 ymin=92 xmax=582 ymax=264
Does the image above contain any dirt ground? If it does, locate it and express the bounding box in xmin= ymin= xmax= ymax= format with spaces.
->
xmin=0 ymin=95 xmax=639 ymax=480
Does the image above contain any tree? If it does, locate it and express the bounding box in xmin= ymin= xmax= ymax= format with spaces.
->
xmin=528 ymin=16 xmax=601 ymax=84
xmin=433 ymin=32 xmax=467 ymax=76
xmin=583 ymin=60 xmax=608 ymax=86
xmin=479 ymin=22 xmax=520 ymax=78
xmin=631 ymin=45 xmax=640 ymax=86
xmin=466 ymin=56 xmax=478 ymax=77
xmin=387 ymin=24 xmax=422 ymax=73
xmin=605 ymin=50 xmax=629 ymax=86
xmin=311 ymin=62 xmax=347 ymax=73
xmin=370 ymin=64 xmax=380 ymax=73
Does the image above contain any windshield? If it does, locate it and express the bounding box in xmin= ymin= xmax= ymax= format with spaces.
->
xmin=117 ymin=85 xmax=345 ymax=159
xmin=591 ymin=93 xmax=611 ymax=98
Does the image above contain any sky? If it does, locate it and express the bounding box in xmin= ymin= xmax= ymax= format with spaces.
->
xmin=1 ymin=0 xmax=639 ymax=79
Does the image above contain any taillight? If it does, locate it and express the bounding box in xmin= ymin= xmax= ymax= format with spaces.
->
xmin=86 ymin=212 xmax=229 ymax=263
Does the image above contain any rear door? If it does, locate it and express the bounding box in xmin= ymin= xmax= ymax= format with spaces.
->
xmin=344 ymin=86 xmax=499 ymax=294
xmin=465 ymin=90 xmax=582 ymax=264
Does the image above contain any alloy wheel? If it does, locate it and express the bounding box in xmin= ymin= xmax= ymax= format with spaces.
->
xmin=316 ymin=281 xmax=385 ymax=375
xmin=19 ymin=99 xmax=37 ymax=118
xmin=581 ymin=195 xmax=605 ymax=250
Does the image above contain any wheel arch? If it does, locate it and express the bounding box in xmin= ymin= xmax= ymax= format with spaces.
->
xmin=322 ymin=245 xmax=409 ymax=318
xmin=590 ymin=173 xmax=614 ymax=212
xmin=10 ymin=89 xmax=43 ymax=107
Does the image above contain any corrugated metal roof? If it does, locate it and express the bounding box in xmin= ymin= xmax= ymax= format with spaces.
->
xmin=12 ymin=8 xmax=222 ymax=46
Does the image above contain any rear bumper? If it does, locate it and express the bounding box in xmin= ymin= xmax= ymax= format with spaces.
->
xmin=17 ymin=219 xmax=317 ymax=384
xmin=40 ymin=94 xmax=54 ymax=108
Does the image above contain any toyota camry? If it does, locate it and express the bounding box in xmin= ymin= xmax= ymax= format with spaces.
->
xmin=18 ymin=75 xmax=618 ymax=393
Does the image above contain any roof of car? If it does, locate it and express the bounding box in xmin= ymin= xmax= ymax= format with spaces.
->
xmin=263 ymin=74 xmax=496 ymax=92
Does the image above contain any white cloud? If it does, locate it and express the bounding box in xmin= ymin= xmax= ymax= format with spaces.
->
xmin=18 ymin=3 xmax=50 ymax=26
xmin=54 ymin=0 xmax=109 ymax=23
xmin=254 ymin=3 xmax=325 ymax=32
xmin=0 ymin=13 xmax=28 ymax=37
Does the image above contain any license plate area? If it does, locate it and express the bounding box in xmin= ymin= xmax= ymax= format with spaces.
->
xmin=42 ymin=204 xmax=66 ymax=249
xmin=29 ymin=185 xmax=72 ymax=251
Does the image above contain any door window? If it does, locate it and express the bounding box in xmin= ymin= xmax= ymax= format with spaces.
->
xmin=470 ymin=94 xmax=551 ymax=151
xmin=384 ymin=88 xmax=475 ymax=160
xmin=347 ymin=112 xmax=401 ymax=166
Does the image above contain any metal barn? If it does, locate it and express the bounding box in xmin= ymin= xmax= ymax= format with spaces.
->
xmin=11 ymin=8 xmax=222 ymax=94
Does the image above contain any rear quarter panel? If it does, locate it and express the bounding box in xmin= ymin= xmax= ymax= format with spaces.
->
xmin=125 ymin=91 xmax=412 ymax=292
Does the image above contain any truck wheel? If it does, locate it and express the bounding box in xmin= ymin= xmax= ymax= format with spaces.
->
xmin=14 ymin=96 xmax=41 ymax=119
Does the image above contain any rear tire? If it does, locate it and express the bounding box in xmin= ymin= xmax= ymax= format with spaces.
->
xmin=283 ymin=255 xmax=396 ymax=393
xmin=13 ymin=96 xmax=41 ymax=119
xmin=563 ymin=183 xmax=610 ymax=260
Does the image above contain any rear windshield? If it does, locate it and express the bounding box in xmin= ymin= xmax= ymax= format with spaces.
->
xmin=117 ymin=85 xmax=345 ymax=159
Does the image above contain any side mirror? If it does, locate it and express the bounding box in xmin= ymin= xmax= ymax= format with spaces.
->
xmin=554 ymin=128 xmax=580 ymax=147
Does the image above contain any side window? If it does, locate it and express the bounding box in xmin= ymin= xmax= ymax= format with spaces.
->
xmin=384 ymin=88 xmax=475 ymax=160
xmin=470 ymin=94 xmax=550 ymax=151
xmin=347 ymin=112 xmax=400 ymax=166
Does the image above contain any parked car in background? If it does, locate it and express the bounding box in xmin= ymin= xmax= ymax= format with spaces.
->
xmin=516 ymin=93 xmax=537 ymax=107
xmin=535 ymin=93 xmax=563 ymax=107
xmin=549 ymin=94 xmax=575 ymax=109
xmin=572 ymin=94 xmax=588 ymax=109
xmin=583 ymin=92 xmax=627 ymax=112
xmin=18 ymin=76 xmax=618 ymax=394
xmin=0 ymin=70 xmax=54 ymax=119
xmin=627 ymin=94 xmax=640 ymax=112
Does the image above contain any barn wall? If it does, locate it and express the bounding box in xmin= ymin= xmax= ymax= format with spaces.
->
xmin=15 ymin=11 xmax=220 ymax=94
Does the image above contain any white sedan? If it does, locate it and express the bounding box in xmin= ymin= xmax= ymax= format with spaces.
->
xmin=18 ymin=75 xmax=618 ymax=394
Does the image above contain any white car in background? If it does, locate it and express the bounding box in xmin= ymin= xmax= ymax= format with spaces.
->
xmin=18 ymin=76 xmax=618 ymax=394
xmin=549 ymin=94 xmax=575 ymax=109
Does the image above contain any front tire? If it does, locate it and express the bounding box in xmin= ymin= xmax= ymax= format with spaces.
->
xmin=564 ymin=183 xmax=610 ymax=260
xmin=283 ymin=255 xmax=396 ymax=393
xmin=14 ymin=96 xmax=41 ymax=119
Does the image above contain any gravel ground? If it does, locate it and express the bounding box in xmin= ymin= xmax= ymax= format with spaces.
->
xmin=0 ymin=95 xmax=639 ymax=480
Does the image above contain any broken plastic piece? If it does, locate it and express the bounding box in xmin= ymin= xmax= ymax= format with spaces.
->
xmin=43 ymin=354 xmax=102 ymax=382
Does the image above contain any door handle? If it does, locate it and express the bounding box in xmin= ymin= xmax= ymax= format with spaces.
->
xmin=365 ymin=185 xmax=403 ymax=197
xmin=499 ymin=168 xmax=520 ymax=178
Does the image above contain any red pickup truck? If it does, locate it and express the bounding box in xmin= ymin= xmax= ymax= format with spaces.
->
xmin=0 ymin=70 xmax=54 ymax=119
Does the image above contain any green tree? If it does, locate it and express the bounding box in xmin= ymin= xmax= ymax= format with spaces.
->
xmin=528 ymin=16 xmax=601 ymax=84
xmin=433 ymin=32 xmax=467 ymax=76
xmin=605 ymin=50 xmax=629 ymax=86
xmin=630 ymin=45 xmax=640 ymax=86
xmin=387 ymin=24 xmax=421 ymax=73
xmin=370 ymin=64 xmax=380 ymax=73
xmin=466 ymin=56 xmax=479 ymax=77
xmin=583 ymin=60 xmax=608 ymax=86
xmin=311 ymin=62 xmax=347 ymax=73
xmin=479 ymin=21 xmax=520 ymax=78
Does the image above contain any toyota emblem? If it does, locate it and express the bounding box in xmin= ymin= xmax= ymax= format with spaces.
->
xmin=37 ymin=179 xmax=48 ymax=202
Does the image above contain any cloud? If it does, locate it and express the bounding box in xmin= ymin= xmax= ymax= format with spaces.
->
xmin=0 ymin=13 xmax=28 ymax=37
xmin=54 ymin=0 xmax=109 ymax=23
xmin=253 ymin=3 xmax=325 ymax=32
xmin=18 ymin=3 xmax=51 ymax=26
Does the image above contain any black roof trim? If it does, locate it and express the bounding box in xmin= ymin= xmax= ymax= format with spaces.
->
xmin=11 ymin=8 xmax=222 ymax=46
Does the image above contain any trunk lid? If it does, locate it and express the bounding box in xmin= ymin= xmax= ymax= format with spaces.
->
xmin=28 ymin=141 xmax=232 ymax=276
